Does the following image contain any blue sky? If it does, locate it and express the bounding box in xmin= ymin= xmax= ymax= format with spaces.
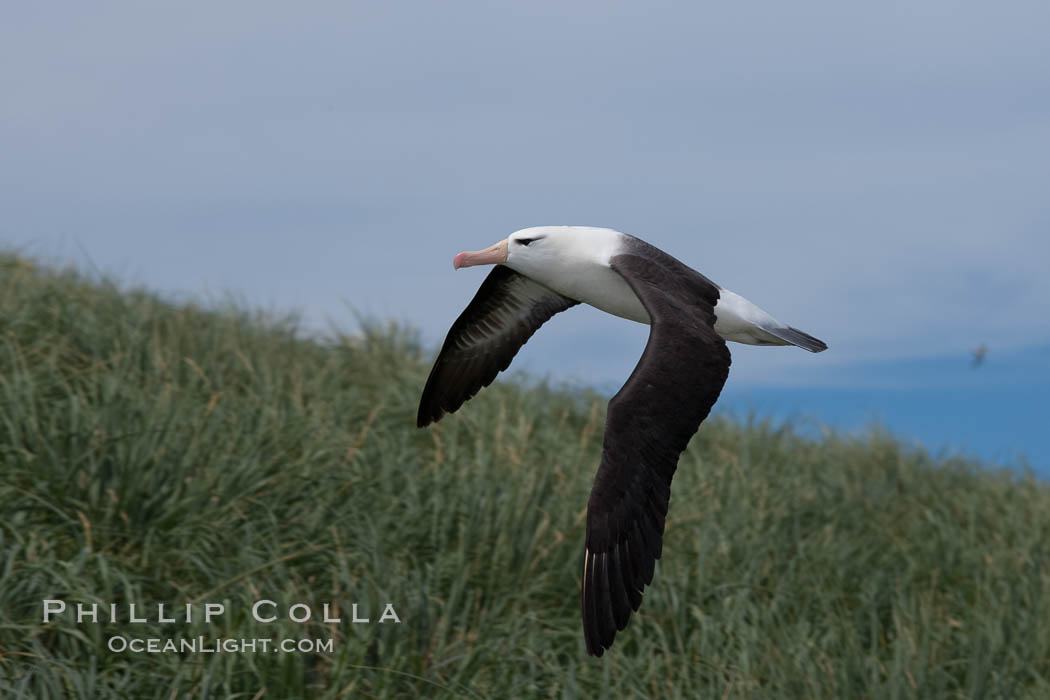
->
xmin=2 ymin=3 xmax=1048 ymax=472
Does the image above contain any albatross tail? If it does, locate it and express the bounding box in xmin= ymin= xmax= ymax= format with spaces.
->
xmin=759 ymin=324 xmax=828 ymax=353
xmin=712 ymin=289 xmax=828 ymax=352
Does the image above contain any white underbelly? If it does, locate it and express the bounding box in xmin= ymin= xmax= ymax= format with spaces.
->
xmin=543 ymin=264 xmax=651 ymax=324
xmin=560 ymin=273 xmax=784 ymax=348
xmin=511 ymin=254 xmax=783 ymax=346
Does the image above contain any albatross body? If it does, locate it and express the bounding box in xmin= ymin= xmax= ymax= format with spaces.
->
xmin=418 ymin=226 xmax=827 ymax=656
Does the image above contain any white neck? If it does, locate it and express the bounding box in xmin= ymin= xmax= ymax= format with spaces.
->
xmin=504 ymin=226 xmax=650 ymax=323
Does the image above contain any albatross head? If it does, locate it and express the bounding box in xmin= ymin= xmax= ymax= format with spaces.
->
xmin=451 ymin=225 xmax=651 ymax=328
xmin=452 ymin=226 xmax=621 ymax=277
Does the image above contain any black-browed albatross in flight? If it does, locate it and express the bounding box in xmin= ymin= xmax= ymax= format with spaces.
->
xmin=417 ymin=226 xmax=827 ymax=656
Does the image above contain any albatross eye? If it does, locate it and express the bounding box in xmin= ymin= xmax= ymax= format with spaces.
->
xmin=517 ymin=237 xmax=542 ymax=246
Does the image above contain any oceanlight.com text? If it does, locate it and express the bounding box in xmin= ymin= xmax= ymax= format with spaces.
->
xmin=107 ymin=636 xmax=335 ymax=654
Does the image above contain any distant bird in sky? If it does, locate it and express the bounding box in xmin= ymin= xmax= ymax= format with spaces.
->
xmin=972 ymin=344 xmax=988 ymax=368
xmin=417 ymin=226 xmax=827 ymax=656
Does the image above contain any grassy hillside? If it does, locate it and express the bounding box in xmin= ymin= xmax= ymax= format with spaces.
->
xmin=2 ymin=253 xmax=1049 ymax=699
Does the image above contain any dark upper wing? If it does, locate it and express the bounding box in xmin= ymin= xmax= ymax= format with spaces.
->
xmin=582 ymin=247 xmax=731 ymax=656
xmin=418 ymin=265 xmax=578 ymax=427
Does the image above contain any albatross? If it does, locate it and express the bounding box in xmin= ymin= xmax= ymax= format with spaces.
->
xmin=417 ymin=226 xmax=827 ymax=656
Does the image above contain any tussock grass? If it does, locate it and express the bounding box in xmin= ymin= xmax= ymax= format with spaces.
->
xmin=2 ymin=252 xmax=1049 ymax=698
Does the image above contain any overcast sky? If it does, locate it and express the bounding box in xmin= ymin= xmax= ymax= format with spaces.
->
xmin=3 ymin=2 xmax=1048 ymax=466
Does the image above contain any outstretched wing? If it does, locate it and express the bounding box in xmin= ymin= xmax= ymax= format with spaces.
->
xmin=582 ymin=247 xmax=731 ymax=656
xmin=418 ymin=265 xmax=578 ymax=427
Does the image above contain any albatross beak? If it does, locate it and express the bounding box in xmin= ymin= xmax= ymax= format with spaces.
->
xmin=453 ymin=239 xmax=509 ymax=269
